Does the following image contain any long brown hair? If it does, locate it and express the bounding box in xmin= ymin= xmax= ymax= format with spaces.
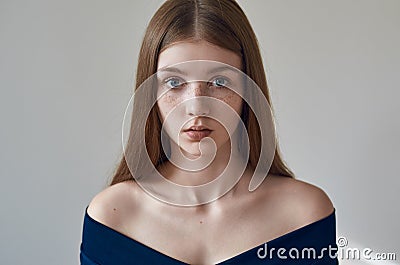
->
xmin=110 ymin=0 xmax=295 ymax=185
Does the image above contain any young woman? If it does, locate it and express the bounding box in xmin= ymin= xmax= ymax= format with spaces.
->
xmin=80 ymin=0 xmax=338 ymax=264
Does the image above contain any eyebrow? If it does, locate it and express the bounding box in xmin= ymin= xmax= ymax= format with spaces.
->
xmin=157 ymin=65 xmax=239 ymax=75
xmin=157 ymin=67 xmax=186 ymax=75
xmin=208 ymin=66 xmax=239 ymax=74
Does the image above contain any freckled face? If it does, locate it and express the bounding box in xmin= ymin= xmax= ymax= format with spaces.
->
xmin=156 ymin=41 xmax=243 ymax=156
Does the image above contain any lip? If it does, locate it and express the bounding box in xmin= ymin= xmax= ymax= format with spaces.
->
xmin=184 ymin=125 xmax=211 ymax=131
xmin=184 ymin=129 xmax=212 ymax=141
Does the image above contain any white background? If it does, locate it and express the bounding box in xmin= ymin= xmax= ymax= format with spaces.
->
xmin=1 ymin=0 xmax=399 ymax=264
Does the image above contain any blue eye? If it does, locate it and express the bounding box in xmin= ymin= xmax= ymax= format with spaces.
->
xmin=211 ymin=77 xmax=228 ymax=87
xmin=165 ymin=77 xmax=184 ymax=89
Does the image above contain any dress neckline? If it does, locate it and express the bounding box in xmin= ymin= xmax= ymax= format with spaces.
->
xmin=84 ymin=207 xmax=336 ymax=264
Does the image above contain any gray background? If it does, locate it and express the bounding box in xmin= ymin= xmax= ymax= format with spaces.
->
xmin=1 ymin=0 xmax=399 ymax=264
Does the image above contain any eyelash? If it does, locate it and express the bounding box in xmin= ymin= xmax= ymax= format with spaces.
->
xmin=163 ymin=76 xmax=230 ymax=89
xmin=164 ymin=77 xmax=186 ymax=89
xmin=210 ymin=76 xmax=229 ymax=88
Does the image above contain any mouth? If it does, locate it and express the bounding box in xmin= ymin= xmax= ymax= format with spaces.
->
xmin=184 ymin=125 xmax=212 ymax=132
xmin=183 ymin=126 xmax=213 ymax=140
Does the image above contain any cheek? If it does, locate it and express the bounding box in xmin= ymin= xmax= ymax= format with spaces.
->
xmin=157 ymin=94 xmax=179 ymax=119
xmin=213 ymin=92 xmax=243 ymax=138
xmin=216 ymin=91 xmax=243 ymax=114
xmin=157 ymin=90 xmax=243 ymax=119
xmin=157 ymin=95 xmax=183 ymax=140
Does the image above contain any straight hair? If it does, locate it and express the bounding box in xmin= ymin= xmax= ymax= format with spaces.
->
xmin=110 ymin=0 xmax=295 ymax=185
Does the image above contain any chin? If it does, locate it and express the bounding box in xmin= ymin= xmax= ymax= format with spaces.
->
xmin=180 ymin=148 xmax=202 ymax=159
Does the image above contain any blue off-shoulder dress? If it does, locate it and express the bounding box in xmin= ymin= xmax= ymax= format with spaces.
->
xmin=80 ymin=208 xmax=338 ymax=264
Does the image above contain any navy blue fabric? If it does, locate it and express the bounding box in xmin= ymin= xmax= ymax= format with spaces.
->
xmin=80 ymin=208 xmax=338 ymax=264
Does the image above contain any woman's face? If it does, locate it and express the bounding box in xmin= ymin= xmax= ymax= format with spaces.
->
xmin=156 ymin=40 xmax=243 ymax=157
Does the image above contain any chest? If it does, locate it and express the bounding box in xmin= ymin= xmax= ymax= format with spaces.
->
xmin=121 ymin=201 xmax=290 ymax=264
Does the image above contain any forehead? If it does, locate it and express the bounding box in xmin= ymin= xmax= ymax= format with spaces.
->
xmin=157 ymin=40 xmax=242 ymax=70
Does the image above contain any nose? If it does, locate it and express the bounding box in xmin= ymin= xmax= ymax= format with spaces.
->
xmin=186 ymin=81 xmax=210 ymax=116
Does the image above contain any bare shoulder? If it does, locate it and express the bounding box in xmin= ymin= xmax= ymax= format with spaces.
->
xmin=257 ymin=174 xmax=335 ymax=226
xmin=87 ymin=180 xmax=142 ymax=228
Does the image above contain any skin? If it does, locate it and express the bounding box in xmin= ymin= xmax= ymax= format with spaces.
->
xmin=155 ymin=41 xmax=245 ymax=186
xmin=88 ymin=41 xmax=334 ymax=264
